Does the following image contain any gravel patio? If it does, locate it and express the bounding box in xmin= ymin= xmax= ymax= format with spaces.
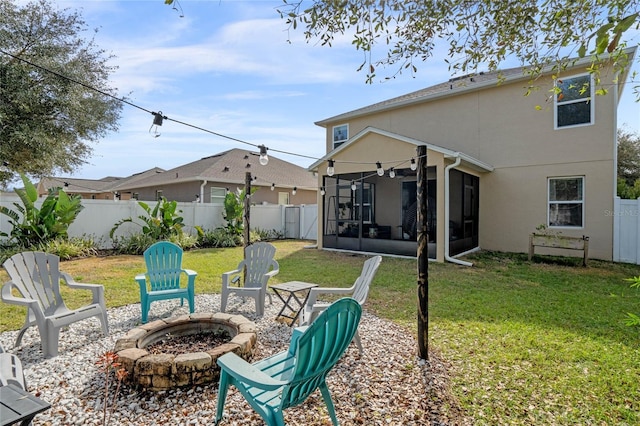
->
xmin=0 ymin=294 xmax=465 ymax=425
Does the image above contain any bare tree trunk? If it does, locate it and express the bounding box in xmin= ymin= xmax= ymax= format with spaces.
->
xmin=416 ymin=145 xmax=429 ymax=360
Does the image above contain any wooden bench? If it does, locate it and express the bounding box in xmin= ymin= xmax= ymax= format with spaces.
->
xmin=529 ymin=233 xmax=589 ymax=266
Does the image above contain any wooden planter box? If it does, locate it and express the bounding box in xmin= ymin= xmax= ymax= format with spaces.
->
xmin=528 ymin=233 xmax=589 ymax=266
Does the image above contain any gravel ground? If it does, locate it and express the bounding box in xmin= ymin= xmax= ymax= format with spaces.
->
xmin=0 ymin=294 xmax=467 ymax=426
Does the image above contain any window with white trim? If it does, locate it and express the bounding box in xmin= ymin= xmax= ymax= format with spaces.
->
xmin=332 ymin=124 xmax=348 ymax=149
xmin=210 ymin=187 xmax=226 ymax=205
xmin=548 ymin=177 xmax=584 ymax=227
xmin=554 ymin=74 xmax=594 ymax=129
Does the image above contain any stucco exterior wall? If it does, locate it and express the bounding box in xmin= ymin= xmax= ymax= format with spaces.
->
xmin=318 ymin=65 xmax=620 ymax=261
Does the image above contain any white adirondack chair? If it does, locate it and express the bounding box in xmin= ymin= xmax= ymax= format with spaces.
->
xmin=220 ymin=242 xmax=279 ymax=316
xmin=1 ymin=252 xmax=109 ymax=358
xmin=299 ymin=255 xmax=382 ymax=353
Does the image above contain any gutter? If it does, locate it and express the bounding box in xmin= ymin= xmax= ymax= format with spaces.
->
xmin=199 ymin=180 xmax=207 ymax=203
xmin=444 ymin=154 xmax=473 ymax=267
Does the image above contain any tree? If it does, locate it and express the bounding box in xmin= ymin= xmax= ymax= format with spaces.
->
xmin=273 ymin=0 xmax=639 ymax=85
xmin=0 ymin=0 xmax=122 ymax=188
xmin=617 ymin=127 xmax=640 ymax=186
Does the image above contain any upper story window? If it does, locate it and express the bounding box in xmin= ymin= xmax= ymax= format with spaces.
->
xmin=548 ymin=176 xmax=584 ymax=228
xmin=210 ymin=187 xmax=226 ymax=205
xmin=332 ymin=124 xmax=348 ymax=149
xmin=554 ymin=74 xmax=594 ymax=129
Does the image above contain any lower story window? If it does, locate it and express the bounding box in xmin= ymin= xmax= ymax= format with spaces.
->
xmin=210 ymin=187 xmax=226 ymax=205
xmin=548 ymin=176 xmax=584 ymax=227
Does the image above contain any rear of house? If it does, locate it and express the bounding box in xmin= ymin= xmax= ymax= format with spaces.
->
xmin=309 ymin=48 xmax=636 ymax=262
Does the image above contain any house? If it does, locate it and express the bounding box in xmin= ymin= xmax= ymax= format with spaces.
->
xmin=308 ymin=47 xmax=637 ymax=263
xmin=37 ymin=168 xmax=165 ymax=200
xmin=111 ymin=148 xmax=317 ymax=205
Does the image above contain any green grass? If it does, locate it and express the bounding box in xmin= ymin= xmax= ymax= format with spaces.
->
xmin=1 ymin=241 xmax=638 ymax=425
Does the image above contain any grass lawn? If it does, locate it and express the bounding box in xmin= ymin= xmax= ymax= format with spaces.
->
xmin=1 ymin=240 xmax=639 ymax=425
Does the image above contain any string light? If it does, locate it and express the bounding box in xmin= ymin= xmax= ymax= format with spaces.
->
xmin=271 ymin=183 xmax=275 ymax=191
xmin=351 ymin=181 xmax=357 ymax=191
xmin=410 ymin=158 xmax=417 ymax=171
xmin=259 ymin=145 xmax=269 ymax=165
xmin=292 ymin=186 xmax=297 ymax=195
xmin=389 ymin=167 xmax=396 ymax=178
xmin=376 ymin=162 xmax=384 ymax=176
xmin=320 ymin=186 xmax=326 ymax=196
xmin=149 ymin=111 xmax=164 ymax=138
xmin=327 ymin=159 xmax=335 ymax=177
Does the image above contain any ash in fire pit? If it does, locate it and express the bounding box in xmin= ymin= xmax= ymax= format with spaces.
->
xmin=114 ymin=312 xmax=257 ymax=390
xmin=146 ymin=331 xmax=231 ymax=356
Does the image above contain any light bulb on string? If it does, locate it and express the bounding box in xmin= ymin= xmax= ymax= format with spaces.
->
xmin=271 ymin=183 xmax=275 ymax=191
xmin=149 ymin=111 xmax=164 ymax=138
xmin=376 ymin=162 xmax=384 ymax=176
xmin=292 ymin=187 xmax=297 ymax=195
xmin=389 ymin=168 xmax=396 ymax=178
xmin=320 ymin=186 xmax=326 ymax=196
xmin=327 ymin=159 xmax=335 ymax=176
xmin=410 ymin=158 xmax=417 ymax=171
xmin=259 ymin=145 xmax=269 ymax=165
xmin=351 ymin=181 xmax=357 ymax=191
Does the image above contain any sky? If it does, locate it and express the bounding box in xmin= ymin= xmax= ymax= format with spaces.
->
xmin=32 ymin=1 xmax=640 ymax=180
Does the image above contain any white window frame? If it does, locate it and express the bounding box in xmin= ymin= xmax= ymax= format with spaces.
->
xmin=547 ymin=176 xmax=585 ymax=229
xmin=210 ymin=187 xmax=226 ymax=205
xmin=278 ymin=192 xmax=290 ymax=205
xmin=332 ymin=124 xmax=349 ymax=149
xmin=554 ymin=73 xmax=594 ymax=130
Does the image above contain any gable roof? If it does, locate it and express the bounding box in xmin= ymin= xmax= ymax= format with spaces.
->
xmin=114 ymin=148 xmax=317 ymax=191
xmin=38 ymin=167 xmax=166 ymax=195
xmin=316 ymin=47 xmax=637 ymax=126
xmin=307 ymin=127 xmax=494 ymax=173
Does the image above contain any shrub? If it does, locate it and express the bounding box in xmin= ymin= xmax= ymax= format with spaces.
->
xmin=36 ymin=236 xmax=100 ymax=260
xmin=111 ymin=233 xmax=157 ymax=255
xmin=253 ymin=228 xmax=285 ymax=241
xmin=0 ymin=173 xmax=84 ymax=247
xmin=198 ymin=227 xmax=242 ymax=248
xmin=110 ymin=197 xmax=189 ymax=241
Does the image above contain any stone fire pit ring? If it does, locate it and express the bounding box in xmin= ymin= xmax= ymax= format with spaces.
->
xmin=114 ymin=312 xmax=257 ymax=390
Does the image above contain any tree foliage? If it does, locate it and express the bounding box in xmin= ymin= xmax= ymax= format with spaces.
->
xmin=617 ymin=127 xmax=640 ymax=187
xmin=0 ymin=0 xmax=122 ymax=188
xmin=273 ymin=0 xmax=639 ymax=84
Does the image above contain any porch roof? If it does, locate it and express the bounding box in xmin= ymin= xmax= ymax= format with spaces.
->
xmin=307 ymin=127 xmax=494 ymax=173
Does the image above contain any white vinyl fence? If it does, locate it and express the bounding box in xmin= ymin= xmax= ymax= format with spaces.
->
xmin=0 ymin=194 xmax=317 ymax=248
xmin=613 ymin=197 xmax=640 ymax=264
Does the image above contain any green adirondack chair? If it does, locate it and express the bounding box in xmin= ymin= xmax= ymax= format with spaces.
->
xmin=215 ymin=297 xmax=362 ymax=426
xmin=135 ymin=241 xmax=196 ymax=323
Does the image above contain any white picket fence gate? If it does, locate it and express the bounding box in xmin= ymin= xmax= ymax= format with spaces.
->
xmin=613 ymin=197 xmax=640 ymax=264
xmin=0 ymin=194 xmax=317 ymax=248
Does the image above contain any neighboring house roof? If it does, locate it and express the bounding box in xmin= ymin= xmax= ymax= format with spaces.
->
xmin=114 ymin=148 xmax=317 ymax=191
xmin=315 ymin=47 xmax=637 ymax=126
xmin=38 ymin=167 xmax=165 ymax=195
xmin=308 ymin=127 xmax=494 ymax=173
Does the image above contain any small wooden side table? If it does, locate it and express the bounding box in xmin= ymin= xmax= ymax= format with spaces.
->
xmin=270 ymin=281 xmax=318 ymax=327
xmin=0 ymin=384 xmax=51 ymax=426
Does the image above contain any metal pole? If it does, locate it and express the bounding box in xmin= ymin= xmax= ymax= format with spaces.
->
xmin=416 ymin=145 xmax=429 ymax=359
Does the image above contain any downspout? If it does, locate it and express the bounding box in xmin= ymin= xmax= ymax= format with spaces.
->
xmin=444 ymin=154 xmax=473 ymax=266
xmin=199 ymin=180 xmax=207 ymax=203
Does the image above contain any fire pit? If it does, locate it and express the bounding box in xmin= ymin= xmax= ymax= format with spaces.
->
xmin=114 ymin=312 xmax=257 ymax=390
